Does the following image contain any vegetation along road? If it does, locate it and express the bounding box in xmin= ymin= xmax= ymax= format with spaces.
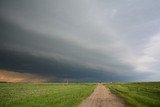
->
xmin=0 ymin=83 xmax=95 ymax=107
xmin=1 ymin=82 xmax=160 ymax=107
xmin=106 ymin=82 xmax=160 ymax=107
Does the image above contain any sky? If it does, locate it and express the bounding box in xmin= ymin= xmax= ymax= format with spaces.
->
xmin=0 ymin=0 xmax=160 ymax=82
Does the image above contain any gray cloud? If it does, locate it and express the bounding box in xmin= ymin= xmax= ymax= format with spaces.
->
xmin=0 ymin=0 xmax=160 ymax=82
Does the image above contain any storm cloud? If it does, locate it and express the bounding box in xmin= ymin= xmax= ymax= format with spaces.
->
xmin=0 ymin=0 xmax=160 ymax=82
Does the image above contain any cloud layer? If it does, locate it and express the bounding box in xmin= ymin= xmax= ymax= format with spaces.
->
xmin=0 ymin=0 xmax=160 ymax=82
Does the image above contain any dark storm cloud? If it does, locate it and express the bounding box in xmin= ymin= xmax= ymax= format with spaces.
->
xmin=0 ymin=17 xmax=136 ymax=82
xmin=0 ymin=0 xmax=160 ymax=82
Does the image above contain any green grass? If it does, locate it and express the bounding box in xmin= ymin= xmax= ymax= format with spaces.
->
xmin=0 ymin=83 xmax=96 ymax=107
xmin=106 ymin=82 xmax=160 ymax=107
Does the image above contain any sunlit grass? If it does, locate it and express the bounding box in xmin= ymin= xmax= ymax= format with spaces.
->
xmin=0 ymin=83 xmax=96 ymax=107
xmin=106 ymin=82 xmax=160 ymax=107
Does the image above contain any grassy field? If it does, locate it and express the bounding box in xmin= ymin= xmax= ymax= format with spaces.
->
xmin=0 ymin=83 xmax=96 ymax=107
xmin=106 ymin=82 xmax=160 ymax=107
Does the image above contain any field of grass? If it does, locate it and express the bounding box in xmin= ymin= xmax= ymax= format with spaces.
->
xmin=106 ymin=82 xmax=160 ymax=107
xmin=0 ymin=83 xmax=96 ymax=107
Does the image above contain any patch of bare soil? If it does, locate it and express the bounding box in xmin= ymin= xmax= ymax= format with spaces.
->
xmin=78 ymin=84 xmax=127 ymax=107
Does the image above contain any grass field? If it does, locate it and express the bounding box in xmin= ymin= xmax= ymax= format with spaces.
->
xmin=0 ymin=83 xmax=96 ymax=107
xmin=106 ymin=82 xmax=160 ymax=107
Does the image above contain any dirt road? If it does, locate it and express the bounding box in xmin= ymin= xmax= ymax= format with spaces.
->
xmin=78 ymin=84 xmax=127 ymax=107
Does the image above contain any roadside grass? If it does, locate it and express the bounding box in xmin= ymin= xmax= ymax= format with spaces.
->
xmin=0 ymin=83 xmax=96 ymax=107
xmin=105 ymin=82 xmax=160 ymax=107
